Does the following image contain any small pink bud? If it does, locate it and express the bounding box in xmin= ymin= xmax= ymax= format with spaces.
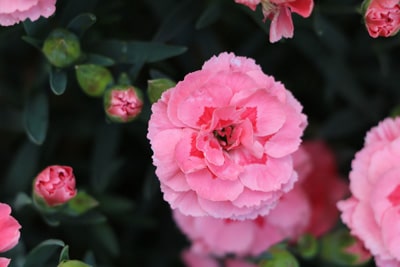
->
xmin=34 ymin=165 xmax=77 ymax=207
xmin=104 ymin=86 xmax=143 ymax=123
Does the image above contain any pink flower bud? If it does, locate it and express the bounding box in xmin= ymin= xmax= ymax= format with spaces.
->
xmin=104 ymin=86 xmax=143 ymax=122
xmin=363 ymin=0 xmax=400 ymax=38
xmin=34 ymin=165 xmax=77 ymax=207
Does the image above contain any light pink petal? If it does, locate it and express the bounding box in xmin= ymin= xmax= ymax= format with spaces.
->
xmin=234 ymin=0 xmax=260 ymax=10
xmin=181 ymin=249 xmax=219 ymax=267
xmin=239 ymin=156 xmax=294 ymax=192
xmin=175 ymin=130 xmax=207 ymax=173
xmin=161 ymin=184 xmax=207 ymax=216
xmin=352 ymin=202 xmax=390 ymax=259
xmin=0 ymin=258 xmax=10 ymax=267
xmin=0 ymin=203 xmax=21 ymax=253
xmin=269 ymin=7 xmax=294 ymax=43
xmin=202 ymin=52 xmax=262 ymax=73
xmin=236 ymin=89 xmax=286 ymax=136
xmin=147 ymin=89 xmax=175 ymax=140
xmin=232 ymin=188 xmax=278 ymax=208
xmin=375 ymin=256 xmax=400 ymax=267
xmin=186 ymin=169 xmax=244 ymax=201
xmin=0 ymin=0 xmax=37 ymax=13
xmin=381 ymin=206 xmax=400 ymax=261
xmin=365 ymin=117 xmax=400 ymax=144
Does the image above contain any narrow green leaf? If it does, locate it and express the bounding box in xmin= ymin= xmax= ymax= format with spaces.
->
xmin=83 ymin=251 xmax=97 ymax=267
xmin=59 ymin=245 xmax=70 ymax=263
xmin=24 ymin=92 xmax=48 ymax=145
xmin=14 ymin=192 xmax=33 ymax=211
xmin=21 ymin=36 xmax=43 ymax=50
xmin=96 ymin=40 xmax=187 ymax=65
xmin=196 ymin=1 xmax=222 ymax=29
xmin=66 ymin=191 xmax=99 ymax=215
xmin=90 ymin=223 xmax=120 ymax=257
xmin=67 ymin=13 xmax=97 ymax=38
xmin=3 ymin=141 xmax=40 ymax=196
xmin=24 ymin=239 xmax=65 ymax=267
xmin=50 ymin=68 xmax=68 ymax=95
xmin=85 ymin=54 xmax=115 ymax=66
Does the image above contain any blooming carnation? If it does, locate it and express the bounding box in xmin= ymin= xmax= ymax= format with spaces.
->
xmin=0 ymin=0 xmax=56 ymax=27
xmin=0 ymin=203 xmax=21 ymax=267
xmin=235 ymin=0 xmax=314 ymax=42
xmin=172 ymin=141 xmax=346 ymax=257
xmin=148 ymin=52 xmax=307 ymax=220
xmin=363 ymin=0 xmax=400 ymax=38
xmin=338 ymin=117 xmax=400 ymax=267
xmin=182 ymin=249 xmax=257 ymax=267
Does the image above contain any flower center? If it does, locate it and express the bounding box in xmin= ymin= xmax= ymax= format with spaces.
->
xmin=213 ymin=126 xmax=235 ymax=150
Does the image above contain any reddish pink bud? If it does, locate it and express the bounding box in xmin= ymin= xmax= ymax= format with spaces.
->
xmin=104 ymin=86 xmax=143 ymax=123
xmin=34 ymin=165 xmax=77 ymax=207
xmin=363 ymin=0 xmax=400 ymax=38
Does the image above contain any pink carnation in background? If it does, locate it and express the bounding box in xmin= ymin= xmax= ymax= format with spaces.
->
xmin=182 ymin=250 xmax=257 ymax=267
xmin=172 ymin=140 xmax=347 ymax=257
xmin=363 ymin=0 xmax=400 ymax=38
xmin=338 ymin=117 xmax=400 ymax=267
xmin=34 ymin=165 xmax=77 ymax=207
xmin=0 ymin=0 xmax=56 ymax=26
xmin=148 ymin=52 xmax=307 ymax=220
xmin=235 ymin=0 xmax=314 ymax=42
xmin=0 ymin=203 xmax=21 ymax=267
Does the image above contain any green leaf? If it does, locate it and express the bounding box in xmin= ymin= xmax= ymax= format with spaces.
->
xmin=260 ymin=245 xmax=299 ymax=267
xmin=90 ymin=223 xmax=120 ymax=257
xmin=59 ymin=245 xmax=70 ymax=262
xmin=85 ymin=53 xmax=115 ymax=66
xmin=96 ymin=40 xmax=187 ymax=65
xmin=23 ymin=239 xmax=65 ymax=267
xmin=50 ymin=68 xmax=68 ymax=95
xmin=14 ymin=192 xmax=33 ymax=211
xmin=90 ymin=123 xmax=122 ymax=193
xmin=195 ymin=1 xmax=222 ymax=29
xmin=66 ymin=191 xmax=99 ymax=215
xmin=24 ymin=91 xmax=48 ymax=145
xmin=3 ymin=141 xmax=40 ymax=195
xmin=153 ymin=0 xmax=198 ymax=42
xmin=147 ymin=78 xmax=176 ymax=103
xmin=21 ymin=36 xmax=43 ymax=50
xmin=23 ymin=17 xmax=50 ymax=38
xmin=83 ymin=251 xmax=97 ymax=267
xmin=66 ymin=13 xmax=97 ymax=38
xmin=58 ymin=260 xmax=92 ymax=267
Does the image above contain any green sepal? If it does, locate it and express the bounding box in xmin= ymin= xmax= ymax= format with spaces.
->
xmin=75 ymin=64 xmax=114 ymax=97
xmin=147 ymin=78 xmax=176 ymax=103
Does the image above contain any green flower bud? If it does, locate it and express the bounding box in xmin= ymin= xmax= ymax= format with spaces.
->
xmin=296 ymin=233 xmax=318 ymax=259
xmin=147 ymin=78 xmax=176 ymax=103
xmin=42 ymin=28 xmax=81 ymax=68
xmin=58 ymin=260 xmax=91 ymax=267
xmin=75 ymin=64 xmax=114 ymax=97
xmin=259 ymin=246 xmax=299 ymax=267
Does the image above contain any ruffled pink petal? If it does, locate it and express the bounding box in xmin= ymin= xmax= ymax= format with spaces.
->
xmin=381 ymin=206 xmax=400 ymax=261
xmin=0 ymin=0 xmax=37 ymax=13
xmin=269 ymin=7 xmax=294 ymax=43
xmin=0 ymin=204 xmax=20 ymax=253
xmin=0 ymin=258 xmax=10 ymax=267
xmin=202 ymin=52 xmax=262 ymax=73
xmin=161 ymin=185 xmax=207 ymax=217
xmin=186 ymin=169 xmax=244 ymax=201
xmin=239 ymin=156 xmax=293 ymax=192
xmin=286 ymin=0 xmax=314 ymax=17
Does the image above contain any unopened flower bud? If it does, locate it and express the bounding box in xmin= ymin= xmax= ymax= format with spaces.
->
xmin=104 ymin=86 xmax=143 ymax=123
xmin=259 ymin=246 xmax=299 ymax=267
xmin=33 ymin=165 xmax=77 ymax=207
xmin=75 ymin=64 xmax=114 ymax=97
xmin=147 ymin=78 xmax=176 ymax=103
xmin=42 ymin=28 xmax=81 ymax=68
xmin=58 ymin=260 xmax=91 ymax=267
xmin=362 ymin=0 xmax=400 ymax=38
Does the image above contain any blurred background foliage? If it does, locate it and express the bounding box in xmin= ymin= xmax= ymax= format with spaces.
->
xmin=0 ymin=0 xmax=399 ymax=266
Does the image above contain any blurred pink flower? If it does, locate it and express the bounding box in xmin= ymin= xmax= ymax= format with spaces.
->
xmin=364 ymin=0 xmax=400 ymax=38
xmin=0 ymin=203 xmax=21 ymax=267
xmin=104 ymin=86 xmax=143 ymax=122
xmin=297 ymin=141 xmax=348 ymax=237
xmin=173 ymin=186 xmax=310 ymax=257
xmin=338 ymin=117 xmax=400 ymax=267
xmin=182 ymin=249 xmax=257 ymax=267
xmin=34 ymin=165 xmax=77 ymax=206
xmin=0 ymin=0 xmax=56 ymax=26
xmin=235 ymin=0 xmax=314 ymax=42
xmin=148 ymin=52 xmax=307 ymax=220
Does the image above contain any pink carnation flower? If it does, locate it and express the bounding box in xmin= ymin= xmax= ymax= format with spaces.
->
xmin=0 ymin=203 xmax=21 ymax=267
xmin=104 ymin=86 xmax=143 ymax=123
xmin=34 ymin=165 xmax=77 ymax=207
xmin=298 ymin=141 xmax=348 ymax=237
xmin=173 ymin=185 xmax=310 ymax=257
xmin=0 ymin=0 xmax=56 ymax=27
xmin=235 ymin=0 xmax=314 ymax=42
xmin=364 ymin=0 xmax=400 ymax=38
xmin=338 ymin=117 xmax=400 ymax=267
xmin=148 ymin=52 xmax=307 ymax=220
xmin=182 ymin=250 xmax=257 ymax=267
